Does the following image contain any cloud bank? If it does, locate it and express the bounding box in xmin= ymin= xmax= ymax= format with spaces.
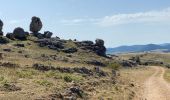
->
xmin=99 ymin=7 xmax=170 ymax=26
xmin=60 ymin=7 xmax=170 ymax=27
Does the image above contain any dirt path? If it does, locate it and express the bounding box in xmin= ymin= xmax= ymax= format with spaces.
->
xmin=141 ymin=66 xmax=170 ymax=100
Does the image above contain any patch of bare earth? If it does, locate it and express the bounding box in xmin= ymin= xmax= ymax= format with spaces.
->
xmin=117 ymin=66 xmax=154 ymax=100
xmin=134 ymin=66 xmax=170 ymax=100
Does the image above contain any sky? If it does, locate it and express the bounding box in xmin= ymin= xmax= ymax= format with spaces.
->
xmin=0 ymin=0 xmax=170 ymax=47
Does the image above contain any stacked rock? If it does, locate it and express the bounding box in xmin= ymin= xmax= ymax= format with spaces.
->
xmin=0 ymin=20 xmax=3 ymax=36
xmin=30 ymin=16 xmax=53 ymax=39
xmin=94 ymin=39 xmax=106 ymax=56
xmin=30 ymin=16 xmax=42 ymax=36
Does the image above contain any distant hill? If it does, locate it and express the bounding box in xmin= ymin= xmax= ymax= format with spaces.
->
xmin=107 ymin=43 xmax=170 ymax=54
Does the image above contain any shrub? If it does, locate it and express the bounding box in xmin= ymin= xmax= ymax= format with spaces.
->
xmin=63 ymin=74 xmax=83 ymax=82
xmin=107 ymin=62 xmax=121 ymax=70
xmin=64 ymin=75 xmax=73 ymax=82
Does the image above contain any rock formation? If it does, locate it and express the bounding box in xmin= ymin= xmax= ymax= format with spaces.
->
xmin=75 ymin=39 xmax=106 ymax=56
xmin=35 ymin=38 xmax=64 ymax=50
xmin=0 ymin=17 xmax=106 ymax=57
xmin=30 ymin=16 xmax=42 ymax=35
xmin=0 ymin=20 xmax=3 ymax=36
xmin=94 ymin=39 xmax=106 ymax=56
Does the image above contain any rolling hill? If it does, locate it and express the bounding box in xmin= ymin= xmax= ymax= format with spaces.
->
xmin=107 ymin=43 xmax=170 ymax=54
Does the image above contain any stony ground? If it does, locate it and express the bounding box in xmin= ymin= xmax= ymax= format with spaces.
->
xmin=1 ymin=38 xmax=170 ymax=100
xmin=0 ymin=39 xmax=123 ymax=100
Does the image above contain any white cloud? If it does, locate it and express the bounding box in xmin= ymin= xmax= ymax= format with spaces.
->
xmin=60 ymin=7 xmax=170 ymax=27
xmin=98 ymin=7 xmax=170 ymax=27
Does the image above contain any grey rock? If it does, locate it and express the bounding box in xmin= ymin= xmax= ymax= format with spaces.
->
xmin=73 ymin=67 xmax=93 ymax=75
xmin=30 ymin=16 xmax=42 ymax=33
xmin=76 ymin=39 xmax=106 ymax=56
xmin=32 ymin=63 xmax=55 ymax=71
xmin=86 ymin=60 xmax=106 ymax=66
xmin=37 ymin=33 xmax=44 ymax=39
xmin=6 ymin=33 xmax=15 ymax=40
xmin=0 ymin=20 xmax=3 ymax=36
xmin=44 ymin=31 xmax=53 ymax=38
xmin=95 ymin=39 xmax=104 ymax=46
xmin=94 ymin=45 xmax=106 ymax=56
xmin=62 ymin=48 xmax=78 ymax=53
xmin=13 ymin=27 xmax=28 ymax=40
xmin=35 ymin=38 xmax=64 ymax=50
xmin=69 ymin=86 xmax=84 ymax=98
xmin=3 ymin=48 xmax=11 ymax=52
xmin=120 ymin=60 xmax=137 ymax=67
xmin=14 ymin=43 xmax=25 ymax=47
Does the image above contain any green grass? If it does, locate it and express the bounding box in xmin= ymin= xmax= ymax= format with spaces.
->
xmin=0 ymin=76 xmax=9 ymax=85
xmin=16 ymin=69 xmax=38 ymax=79
xmin=35 ymin=80 xmax=53 ymax=87
xmin=45 ymin=71 xmax=84 ymax=82
xmin=107 ymin=62 xmax=121 ymax=70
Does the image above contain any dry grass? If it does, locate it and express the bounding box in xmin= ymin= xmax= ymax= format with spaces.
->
xmin=0 ymin=40 xmax=158 ymax=100
xmin=164 ymin=68 xmax=170 ymax=82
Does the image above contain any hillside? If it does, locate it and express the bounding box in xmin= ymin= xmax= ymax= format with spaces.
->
xmin=0 ymin=16 xmax=142 ymax=100
xmin=107 ymin=43 xmax=170 ymax=54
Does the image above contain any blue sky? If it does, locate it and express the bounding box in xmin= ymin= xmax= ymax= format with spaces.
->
xmin=0 ymin=0 xmax=170 ymax=47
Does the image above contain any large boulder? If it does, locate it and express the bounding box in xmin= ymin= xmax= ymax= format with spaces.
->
xmin=44 ymin=31 xmax=53 ymax=38
xmin=6 ymin=33 xmax=15 ymax=40
xmin=0 ymin=20 xmax=3 ymax=36
xmin=94 ymin=39 xmax=106 ymax=56
xmin=119 ymin=60 xmax=137 ymax=67
xmin=30 ymin=16 xmax=42 ymax=34
xmin=95 ymin=39 xmax=104 ymax=46
xmin=94 ymin=45 xmax=106 ymax=56
xmin=13 ymin=27 xmax=28 ymax=40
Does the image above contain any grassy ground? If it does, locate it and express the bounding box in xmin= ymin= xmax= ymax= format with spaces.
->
xmin=0 ymin=40 xmax=120 ymax=99
xmin=0 ymin=39 xmax=160 ymax=99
